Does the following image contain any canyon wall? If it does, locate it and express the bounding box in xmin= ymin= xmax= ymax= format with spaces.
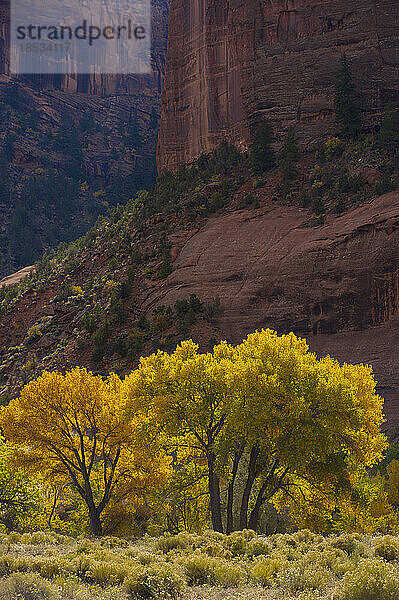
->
xmin=0 ymin=0 xmax=170 ymax=277
xmin=157 ymin=0 xmax=399 ymax=172
xmin=143 ymin=189 xmax=399 ymax=425
xmin=0 ymin=0 xmax=170 ymax=95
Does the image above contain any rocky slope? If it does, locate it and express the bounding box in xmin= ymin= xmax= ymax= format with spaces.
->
xmin=157 ymin=0 xmax=399 ymax=172
xmin=1 ymin=0 xmax=399 ymax=434
xmin=152 ymin=189 xmax=399 ymax=425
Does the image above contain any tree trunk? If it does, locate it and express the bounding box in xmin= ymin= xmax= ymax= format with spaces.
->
xmin=248 ymin=460 xmax=279 ymax=531
xmin=239 ymin=445 xmax=259 ymax=530
xmin=227 ymin=443 xmax=245 ymax=534
xmin=248 ymin=482 xmax=268 ymax=531
xmin=208 ymin=453 xmax=223 ymax=532
xmin=88 ymin=507 xmax=103 ymax=537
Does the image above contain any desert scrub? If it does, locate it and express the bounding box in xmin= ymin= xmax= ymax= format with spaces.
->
xmin=213 ymin=561 xmax=247 ymax=587
xmin=157 ymin=533 xmax=196 ymax=553
xmin=329 ymin=533 xmax=368 ymax=556
xmin=200 ymin=541 xmax=231 ymax=558
xmin=250 ymin=557 xmax=289 ymax=587
xmin=277 ymin=564 xmax=335 ymax=593
xmin=0 ymin=572 xmax=55 ymax=600
xmin=180 ymin=552 xmax=217 ymax=585
xmin=124 ymin=564 xmax=185 ymax=600
xmin=373 ymin=535 xmax=399 ymax=562
xmin=86 ymin=559 xmax=132 ymax=585
xmin=223 ymin=530 xmax=256 ymax=556
xmin=100 ymin=536 xmax=130 ymax=550
xmin=334 ymin=558 xmax=399 ymax=599
xmin=245 ymin=538 xmax=271 ymax=558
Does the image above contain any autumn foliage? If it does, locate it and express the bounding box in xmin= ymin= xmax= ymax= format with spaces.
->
xmin=0 ymin=368 xmax=167 ymax=536
xmin=0 ymin=330 xmax=390 ymax=536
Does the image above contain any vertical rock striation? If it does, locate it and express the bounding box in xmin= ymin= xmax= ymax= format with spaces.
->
xmin=0 ymin=0 xmax=170 ymax=96
xmin=157 ymin=0 xmax=399 ymax=172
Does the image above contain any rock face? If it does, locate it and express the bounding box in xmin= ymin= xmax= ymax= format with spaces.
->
xmin=0 ymin=0 xmax=170 ymax=96
xmin=143 ymin=190 xmax=399 ymax=425
xmin=157 ymin=0 xmax=399 ymax=172
xmin=0 ymin=1 xmax=170 ymax=277
xmin=0 ymin=265 xmax=35 ymax=287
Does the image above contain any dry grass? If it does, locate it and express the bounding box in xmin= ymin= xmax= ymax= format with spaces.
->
xmin=0 ymin=530 xmax=398 ymax=599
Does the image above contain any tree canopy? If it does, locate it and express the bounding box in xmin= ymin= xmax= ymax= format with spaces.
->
xmin=250 ymin=122 xmax=276 ymax=174
xmin=124 ymin=329 xmax=387 ymax=533
xmin=0 ymin=331 xmax=388 ymax=536
xmin=0 ymin=367 xmax=167 ymax=536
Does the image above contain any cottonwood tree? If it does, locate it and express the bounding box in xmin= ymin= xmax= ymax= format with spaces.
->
xmin=125 ymin=331 xmax=387 ymax=533
xmin=0 ymin=367 xmax=166 ymax=536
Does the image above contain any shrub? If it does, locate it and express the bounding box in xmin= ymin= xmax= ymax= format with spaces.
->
xmin=214 ymin=562 xmax=247 ymax=587
xmin=324 ymin=136 xmax=344 ymax=159
xmin=157 ymin=533 xmax=194 ymax=553
xmin=330 ymin=534 xmax=364 ymax=556
xmin=26 ymin=325 xmax=43 ymax=342
xmin=181 ymin=552 xmax=216 ymax=585
xmin=334 ymin=558 xmax=399 ymax=600
xmin=202 ymin=296 xmax=223 ymax=321
xmin=277 ymin=565 xmax=334 ymax=592
xmin=55 ymin=282 xmax=74 ymax=302
xmin=251 ymin=557 xmax=288 ymax=587
xmin=100 ymin=536 xmax=130 ymax=549
xmin=70 ymin=555 xmax=92 ymax=579
xmin=158 ymin=256 xmax=172 ymax=280
xmin=253 ymin=177 xmax=265 ymax=189
xmin=125 ymin=564 xmax=184 ymax=600
xmin=246 ymin=538 xmax=271 ymax=558
xmin=299 ymin=188 xmax=311 ymax=207
xmin=0 ymin=572 xmax=56 ymax=600
xmin=33 ymin=557 xmax=63 ymax=579
xmin=224 ymin=532 xmax=250 ymax=556
xmin=81 ymin=312 xmax=96 ymax=334
xmin=311 ymin=196 xmax=325 ymax=216
xmin=378 ymin=103 xmax=399 ymax=154
xmin=375 ymin=174 xmax=396 ymax=195
xmin=374 ymin=536 xmax=399 ymax=562
xmin=201 ymin=541 xmax=230 ymax=558
xmin=133 ymin=551 xmax=157 ymax=566
xmin=0 ymin=555 xmax=17 ymax=576
xmin=239 ymin=193 xmax=259 ymax=209
xmin=336 ymin=170 xmax=363 ymax=193
xmin=333 ymin=198 xmax=347 ymax=214
xmin=87 ymin=559 xmax=130 ymax=585
xmin=29 ymin=532 xmax=53 ymax=545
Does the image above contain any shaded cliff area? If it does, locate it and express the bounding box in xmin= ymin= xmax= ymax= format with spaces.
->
xmin=0 ymin=0 xmax=170 ymax=277
xmin=158 ymin=0 xmax=399 ymax=172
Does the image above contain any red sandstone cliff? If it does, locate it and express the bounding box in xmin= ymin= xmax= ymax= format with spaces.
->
xmin=157 ymin=0 xmax=399 ymax=172
xmin=0 ymin=0 xmax=170 ymax=96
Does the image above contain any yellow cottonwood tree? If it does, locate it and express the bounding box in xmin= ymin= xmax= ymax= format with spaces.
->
xmin=0 ymin=367 xmax=167 ymax=536
xmin=125 ymin=330 xmax=387 ymax=533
